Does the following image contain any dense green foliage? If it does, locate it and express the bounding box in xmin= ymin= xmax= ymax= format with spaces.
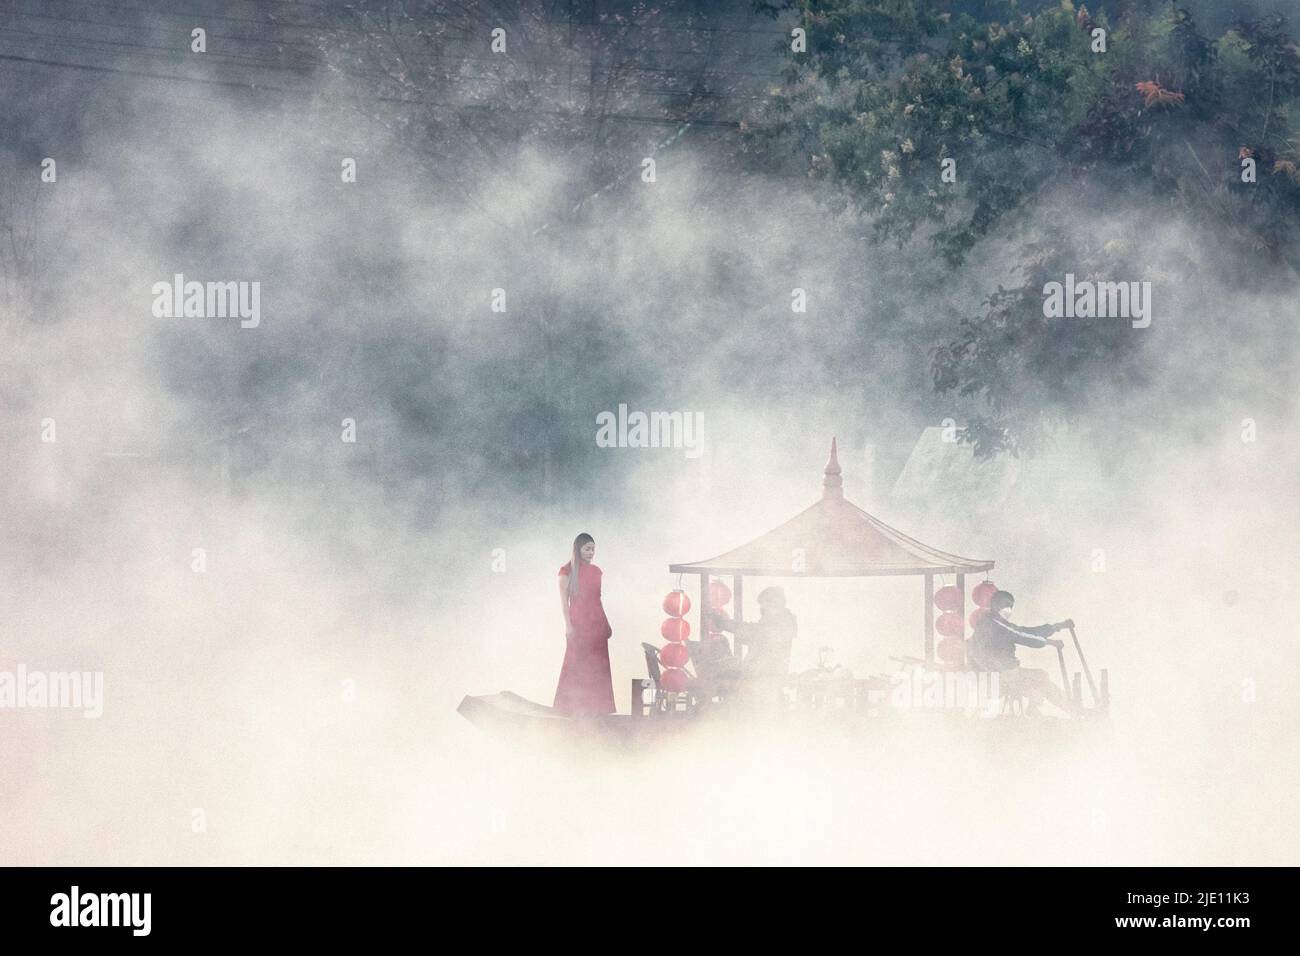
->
xmin=759 ymin=0 xmax=1300 ymax=454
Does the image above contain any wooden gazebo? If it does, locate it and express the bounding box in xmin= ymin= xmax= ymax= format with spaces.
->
xmin=668 ymin=439 xmax=995 ymax=661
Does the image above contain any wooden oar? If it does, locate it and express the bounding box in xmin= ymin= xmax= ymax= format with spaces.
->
xmin=1054 ymin=644 xmax=1071 ymax=703
xmin=1068 ymin=625 xmax=1098 ymax=704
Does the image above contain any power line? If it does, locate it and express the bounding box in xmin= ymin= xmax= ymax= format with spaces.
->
xmin=0 ymin=2 xmax=791 ymax=82
xmin=63 ymin=0 xmax=799 ymax=46
xmin=92 ymin=0 xmax=797 ymax=70
xmin=0 ymin=9 xmax=786 ymax=107
xmin=0 ymin=25 xmax=778 ymax=109
xmin=9 ymin=0 xmax=336 ymax=53
xmin=0 ymin=49 xmax=745 ymax=127
xmin=238 ymin=0 xmax=798 ymax=39
xmin=0 ymin=23 xmax=320 ymax=72
xmin=0 ymin=0 xmax=790 ymax=128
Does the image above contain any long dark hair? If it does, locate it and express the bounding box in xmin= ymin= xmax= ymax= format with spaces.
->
xmin=567 ymin=532 xmax=594 ymax=599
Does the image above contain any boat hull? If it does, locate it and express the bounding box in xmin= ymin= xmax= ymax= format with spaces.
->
xmin=457 ymin=691 xmax=1109 ymax=752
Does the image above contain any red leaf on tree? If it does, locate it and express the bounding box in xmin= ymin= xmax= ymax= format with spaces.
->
xmin=1135 ymin=81 xmax=1185 ymax=107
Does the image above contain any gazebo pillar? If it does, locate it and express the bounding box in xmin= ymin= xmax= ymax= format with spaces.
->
xmin=955 ymin=575 xmax=966 ymax=627
xmin=700 ymin=573 xmax=710 ymax=646
xmin=732 ymin=574 xmax=743 ymax=658
xmin=923 ymin=573 xmax=934 ymax=662
xmin=956 ymin=572 xmax=967 ymax=667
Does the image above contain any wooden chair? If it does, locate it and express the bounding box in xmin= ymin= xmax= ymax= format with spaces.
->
xmin=639 ymin=643 xmax=692 ymax=716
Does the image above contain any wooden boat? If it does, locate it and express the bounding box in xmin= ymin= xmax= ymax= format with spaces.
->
xmin=456 ymin=690 xmax=702 ymax=749
xmin=459 ymin=441 xmax=1109 ymax=746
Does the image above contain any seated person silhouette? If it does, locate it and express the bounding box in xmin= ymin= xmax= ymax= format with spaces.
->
xmin=711 ymin=586 xmax=796 ymax=712
xmin=968 ymin=589 xmax=1077 ymax=716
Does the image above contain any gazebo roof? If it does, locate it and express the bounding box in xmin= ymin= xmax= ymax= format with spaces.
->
xmin=668 ymin=439 xmax=995 ymax=578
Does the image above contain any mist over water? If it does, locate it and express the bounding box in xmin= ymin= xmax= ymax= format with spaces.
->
xmin=2 ymin=18 xmax=1297 ymax=866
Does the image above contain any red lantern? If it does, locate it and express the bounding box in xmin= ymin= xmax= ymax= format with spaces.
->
xmin=933 ymin=585 xmax=963 ymax=612
xmin=662 ymin=590 xmax=691 ymax=617
xmin=709 ymin=581 xmax=732 ymax=607
xmin=661 ymin=618 xmax=691 ymax=642
xmin=660 ymin=668 xmax=689 ymax=693
xmin=937 ymin=636 xmax=966 ymax=665
xmin=935 ymin=611 xmax=964 ymax=638
xmin=660 ymin=643 xmax=689 ymax=668
xmin=972 ymin=581 xmax=998 ymax=609
xmin=970 ymin=607 xmax=989 ymax=628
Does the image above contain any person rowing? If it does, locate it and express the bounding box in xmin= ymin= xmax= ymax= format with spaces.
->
xmin=968 ymin=590 xmax=1077 ymax=716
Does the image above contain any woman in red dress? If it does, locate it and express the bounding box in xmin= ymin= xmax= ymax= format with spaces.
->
xmin=554 ymin=532 xmax=615 ymax=715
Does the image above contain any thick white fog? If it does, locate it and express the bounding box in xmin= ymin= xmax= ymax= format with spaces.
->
xmin=1 ymin=10 xmax=1297 ymax=865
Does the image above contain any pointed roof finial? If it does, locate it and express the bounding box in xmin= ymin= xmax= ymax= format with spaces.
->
xmin=823 ymin=437 xmax=843 ymax=498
